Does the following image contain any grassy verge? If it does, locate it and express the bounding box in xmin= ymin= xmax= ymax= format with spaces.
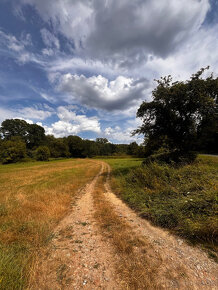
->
xmin=0 ymin=159 xmax=100 ymax=289
xmin=103 ymin=156 xmax=218 ymax=258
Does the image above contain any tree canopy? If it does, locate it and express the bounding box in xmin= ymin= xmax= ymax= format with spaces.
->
xmin=134 ymin=67 xmax=218 ymax=162
xmin=0 ymin=136 xmax=26 ymax=164
xmin=0 ymin=119 xmax=45 ymax=149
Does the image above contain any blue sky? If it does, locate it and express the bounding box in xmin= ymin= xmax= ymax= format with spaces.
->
xmin=0 ymin=0 xmax=217 ymax=143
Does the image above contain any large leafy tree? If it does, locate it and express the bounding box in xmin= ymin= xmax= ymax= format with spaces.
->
xmin=0 ymin=119 xmax=45 ymax=149
xmin=134 ymin=67 xmax=218 ymax=161
xmin=0 ymin=119 xmax=29 ymax=140
xmin=27 ymin=123 xmax=46 ymax=149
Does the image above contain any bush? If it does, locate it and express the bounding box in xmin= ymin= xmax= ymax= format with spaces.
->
xmin=0 ymin=137 xmax=26 ymax=164
xmin=143 ymin=147 xmax=197 ymax=165
xmin=35 ymin=146 xmax=50 ymax=161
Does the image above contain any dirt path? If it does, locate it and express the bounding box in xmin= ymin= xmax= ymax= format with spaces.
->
xmin=32 ymin=161 xmax=218 ymax=289
xmin=31 ymin=163 xmax=119 ymax=289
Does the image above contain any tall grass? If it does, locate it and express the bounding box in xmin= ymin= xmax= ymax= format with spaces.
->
xmin=0 ymin=159 xmax=100 ymax=289
xmin=105 ymin=156 xmax=218 ymax=257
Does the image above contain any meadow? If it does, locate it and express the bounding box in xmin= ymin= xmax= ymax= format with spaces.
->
xmin=104 ymin=155 xmax=218 ymax=259
xmin=0 ymin=155 xmax=217 ymax=289
xmin=0 ymin=159 xmax=100 ymax=290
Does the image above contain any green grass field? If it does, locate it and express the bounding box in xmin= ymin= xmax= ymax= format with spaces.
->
xmin=103 ymin=155 xmax=218 ymax=259
xmin=0 ymin=159 xmax=100 ymax=290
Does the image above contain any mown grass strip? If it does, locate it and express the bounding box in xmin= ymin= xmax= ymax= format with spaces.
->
xmin=0 ymin=159 xmax=100 ymax=290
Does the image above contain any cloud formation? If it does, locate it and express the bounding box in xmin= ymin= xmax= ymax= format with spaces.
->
xmin=40 ymin=28 xmax=60 ymax=49
xmin=0 ymin=0 xmax=217 ymax=143
xmin=0 ymin=106 xmax=53 ymax=123
xmin=57 ymin=74 xmax=150 ymax=111
xmin=104 ymin=126 xmax=140 ymax=144
xmin=0 ymin=29 xmax=32 ymax=54
xmin=18 ymin=0 xmax=210 ymax=68
xmin=42 ymin=106 xmax=101 ymax=137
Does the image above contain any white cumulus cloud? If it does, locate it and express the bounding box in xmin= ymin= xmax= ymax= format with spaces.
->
xmin=104 ymin=125 xmax=143 ymax=144
xmin=57 ymin=74 xmax=150 ymax=111
xmin=42 ymin=106 xmax=101 ymax=137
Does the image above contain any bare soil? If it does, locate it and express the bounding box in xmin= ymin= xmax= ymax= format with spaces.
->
xmin=31 ymin=161 xmax=218 ymax=289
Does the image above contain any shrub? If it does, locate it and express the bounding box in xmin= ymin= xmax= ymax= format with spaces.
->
xmin=143 ymin=147 xmax=197 ymax=165
xmin=35 ymin=146 xmax=50 ymax=161
xmin=0 ymin=137 xmax=26 ymax=164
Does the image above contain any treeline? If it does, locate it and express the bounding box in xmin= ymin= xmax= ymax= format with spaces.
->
xmin=0 ymin=119 xmax=144 ymax=164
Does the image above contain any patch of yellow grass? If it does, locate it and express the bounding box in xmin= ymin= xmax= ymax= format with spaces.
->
xmin=93 ymin=170 xmax=164 ymax=289
xmin=0 ymin=159 xmax=100 ymax=289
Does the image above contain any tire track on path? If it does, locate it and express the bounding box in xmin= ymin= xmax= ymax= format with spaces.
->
xmin=31 ymin=161 xmax=218 ymax=289
xmin=31 ymin=162 xmax=119 ymax=289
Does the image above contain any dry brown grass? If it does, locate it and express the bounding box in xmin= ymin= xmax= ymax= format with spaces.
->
xmin=0 ymin=159 xmax=100 ymax=289
xmin=92 ymin=168 xmax=164 ymax=289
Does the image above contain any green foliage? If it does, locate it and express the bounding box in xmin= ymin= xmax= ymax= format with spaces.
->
xmin=0 ymin=119 xmax=140 ymax=163
xmin=134 ymin=67 xmax=218 ymax=161
xmin=128 ymin=142 xmax=138 ymax=155
xmin=96 ymin=138 xmax=109 ymax=144
xmin=95 ymin=138 xmax=116 ymax=156
xmin=0 ymin=245 xmax=29 ymax=290
xmin=66 ymin=135 xmax=84 ymax=157
xmin=0 ymin=119 xmax=29 ymax=140
xmin=143 ymin=147 xmax=197 ymax=164
xmin=82 ymin=140 xmax=99 ymax=158
xmin=26 ymin=123 xmax=45 ymax=149
xmin=0 ymin=119 xmax=45 ymax=150
xmin=106 ymin=156 xmax=218 ymax=253
xmin=35 ymin=146 xmax=50 ymax=161
xmin=0 ymin=137 xmax=26 ymax=164
xmin=45 ymin=136 xmax=69 ymax=158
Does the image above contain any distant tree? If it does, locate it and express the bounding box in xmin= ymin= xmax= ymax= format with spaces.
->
xmin=82 ymin=140 xmax=99 ymax=157
xmin=35 ymin=146 xmax=50 ymax=161
xmin=0 ymin=136 xmax=26 ymax=164
xmin=128 ymin=142 xmax=139 ymax=155
xmin=95 ymin=138 xmax=113 ymax=155
xmin=66 ymin=135 xmax=84 ymax=157
xmin=96 ymin=138 xmax=109 ymax=144
xmin=135 ymin=145 xmax=145 ymax=158
xmin=134 ymin=67 xmax=218 ymax=162
xmin=45 ymin=137 xmax=69 ymax=158
xmin=114 ymin=144 xmax=129 ymax=155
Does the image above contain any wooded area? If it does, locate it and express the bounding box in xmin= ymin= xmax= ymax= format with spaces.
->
xmin=0 ymin=119 xmax=143 ymax=163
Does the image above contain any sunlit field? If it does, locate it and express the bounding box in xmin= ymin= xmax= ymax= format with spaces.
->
xmin=0 ymin=159 xmax=100 ymax=290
